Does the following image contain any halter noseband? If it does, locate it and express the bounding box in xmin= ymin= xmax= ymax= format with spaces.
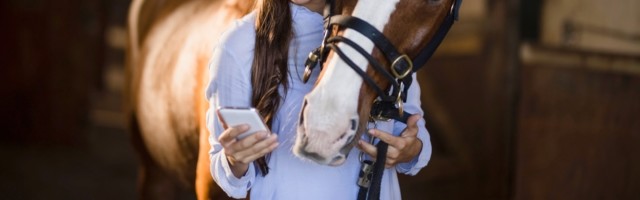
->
xmin=304 ymin=0 xmax=462 ymax=123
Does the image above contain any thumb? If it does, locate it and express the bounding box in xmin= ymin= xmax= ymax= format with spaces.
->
xmin=402 ymin=114 xmax=421 ymax=137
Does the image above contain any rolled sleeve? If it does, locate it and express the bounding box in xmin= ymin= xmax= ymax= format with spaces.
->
xmin=210 ymin=148 xmax=255 ymax=198
xmin=393 ymin=74 xmax=432 ymax=175
xmin=206 ymin=36 xmax=255 ymax=198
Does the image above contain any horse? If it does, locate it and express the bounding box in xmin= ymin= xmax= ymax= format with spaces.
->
xmin=126 ymin=0 xmax=458 ymax=199
xmin=125 ymin=0 xmax=252 ymax=199
xmin=294 ymin=0 xmax=460 ymax=166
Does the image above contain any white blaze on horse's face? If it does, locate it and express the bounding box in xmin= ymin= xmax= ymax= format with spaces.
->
xmin=295 ymin=0 xmax=401 ymax=166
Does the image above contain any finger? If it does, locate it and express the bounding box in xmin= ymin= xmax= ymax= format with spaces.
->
xmin=219 ymin=124 xmax=250 ymax=145
xmin=368 ymin=129 xmax=403 ymax=149
xmin=241 ymin=139 xmax=279 ymax=163
xmin=357 ymin=140 xmax=377 ymax=160
xmin=383 ymin=147 xmax=399 ymax=169
xmin=385 ymin=159 xmax=396 ymax=169
xmin=228 ymin=130 xmax=270 ymax=152
xmin=386 ymin=146 xmax=400 ymax=160
xmin=235 ymin=134 xmax=279 ymax=162
xmin=401 ymin=114 xmax=421 ymax=137
xmin=220 ymin=120 xmax=228 ymax=130
xmin=239 ymin=130 xmax=270 ymax=146
xmin=237 ymin=133 xmax=276 ymax=156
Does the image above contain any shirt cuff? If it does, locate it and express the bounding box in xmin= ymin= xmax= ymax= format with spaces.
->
xmin=395 ymin=137 xmax=423 ymax=174
xmin=220 ymin=150 xmax=255 ymax=188
xmin=394 ymin=120 xmax=432 ymax=175
xmin=212 ymin=149 xmax=255 ymax=198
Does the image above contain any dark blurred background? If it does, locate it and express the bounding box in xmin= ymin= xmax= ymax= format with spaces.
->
xmin=0 ymin=0 xmax=638 ymax=199
xmin=0 ymin=0 xmax=135 ymax=199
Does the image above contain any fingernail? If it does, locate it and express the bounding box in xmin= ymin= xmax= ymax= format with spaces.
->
xmin=368 ymin=129 xmax=376 ymax=135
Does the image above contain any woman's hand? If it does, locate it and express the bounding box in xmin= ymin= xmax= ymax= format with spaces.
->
xmin=218 ymin=124 xmax=279 ymax=178
xmin=357 ymin=114 xmax=423 ymax=168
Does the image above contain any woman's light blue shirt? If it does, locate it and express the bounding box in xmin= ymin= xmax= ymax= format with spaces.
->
xmin=206 ymin=4 xmax=431 ymax=200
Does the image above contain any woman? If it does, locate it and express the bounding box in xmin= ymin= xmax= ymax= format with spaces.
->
xmin=206 ymin=0 xmax=432 ymax=199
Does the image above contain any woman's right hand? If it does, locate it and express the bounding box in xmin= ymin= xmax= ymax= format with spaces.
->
xmin=218 ymin=124 xmax=279 ymax=178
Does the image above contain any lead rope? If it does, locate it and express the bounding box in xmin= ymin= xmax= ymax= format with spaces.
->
xmin=357 ymin=120 xmax=389 ymax=200
xmin=357 ymin=121 xmax=375 ymax=200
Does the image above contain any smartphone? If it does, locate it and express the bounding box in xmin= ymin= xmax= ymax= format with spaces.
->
xmin=217 ymin=107 xmax=269 ymax=140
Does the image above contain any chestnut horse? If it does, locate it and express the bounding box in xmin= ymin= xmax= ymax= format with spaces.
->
xmin=126 ymin=0 xmax=252 ymax=199
xmin=295 ymin=0 xmax=460 ymax=165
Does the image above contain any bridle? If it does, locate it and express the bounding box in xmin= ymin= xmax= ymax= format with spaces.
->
xmin=302 ymin=0 xmax=462 ymax=199
xmin=304 ymin=0 xmax=462 ymax=124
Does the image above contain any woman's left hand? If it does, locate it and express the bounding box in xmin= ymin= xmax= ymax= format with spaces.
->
xmin=357 ymin=114 xmax=423 ymax=168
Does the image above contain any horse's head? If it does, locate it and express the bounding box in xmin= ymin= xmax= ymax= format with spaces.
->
xmin=294 ymin=0 xmax=460 ymax=165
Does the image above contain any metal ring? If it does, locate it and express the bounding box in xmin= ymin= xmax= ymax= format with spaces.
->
xmin=396 ymin=95 xmax=404 ymax=116
xmin=390 ymin=54 xmax=413 ymax=79
xmin=395 ymin=89 xmax=404 ymax=115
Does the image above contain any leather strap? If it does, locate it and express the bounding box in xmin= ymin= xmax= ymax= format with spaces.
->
xmin=412 ymin=0 xmax=462 ymax=71
xmin=327 ymin=16 xmax=413 ymax=79
xmin=308 ymin=1 xmax=464 ymax=199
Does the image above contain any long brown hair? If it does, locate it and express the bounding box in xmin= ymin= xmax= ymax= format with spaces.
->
xmin=251 ymin=0 xmax=293 ymax=175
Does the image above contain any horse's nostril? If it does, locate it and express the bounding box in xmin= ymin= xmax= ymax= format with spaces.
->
xmin=299 ymin=99 xmax=308 ymax=126
xmin=300 ymin=149 xmax=325 ymax=163
xmin=346 ymin=135 xmax=354 ymax=144
xmin=332 ymin=155 xmax=345 ymax=163
xmin=350 ymin=119 xmax=357 ymax=131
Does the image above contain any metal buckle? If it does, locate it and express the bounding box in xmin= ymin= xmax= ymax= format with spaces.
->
xmin=372 ymin=110 xmax=391 ymax=122
xmin=390 ymin=54 xmax=413 ymax=79
xmin=357 ymin=160 xmax=374 ymax=188
xmin=369 ymin=99 xmax=393 ymax=122
xmin=303 ymin=51 xmax=320 ymax=83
